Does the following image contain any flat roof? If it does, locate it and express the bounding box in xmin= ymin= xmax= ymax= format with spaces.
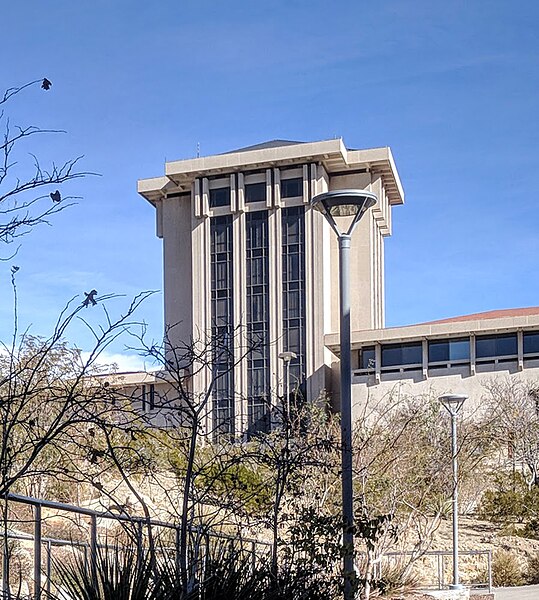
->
xmin=138 ymin=138 xmax=404 ymax=207
xmin=325 ymin=307 xmax=539 ymax=354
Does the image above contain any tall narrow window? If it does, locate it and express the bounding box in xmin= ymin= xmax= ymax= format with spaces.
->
xmin=246 ymin=211 xmax=271 ymax=436
xmin=210 ymin=216 xmax=235 ymax=437
xmin=281 ymin=206 xmax=306 ymax=397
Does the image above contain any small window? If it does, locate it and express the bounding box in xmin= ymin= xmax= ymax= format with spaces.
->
xmin=428 ymin=338 xmax=470 ymax=363
xmin=359 ymin=346 xmax=375 ymax=370
xmin=524 ymin=332 xmax=539 ymax=355
xmin=149 ymin=384 xmax=155 ymax=410
xmin=381 ymin=342 xmax=422 ymax=368
xmin=245 ymin=182 xmax=266 ymax=203
xmin=209 ymin=187 xmax=230 ymax=208
xmin=281 ymin=178 xmax=303 ymax=199
xmin=141 ymin=385 xmax=147 ymax=411
xmin=476 ymin=334 xmax=517 ymax=359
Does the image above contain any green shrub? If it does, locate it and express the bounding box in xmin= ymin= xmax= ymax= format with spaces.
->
xmin=492 ymin=549 xmax=524 ymax=587
xmin=478 ymin=472 xmax=539 ymax=524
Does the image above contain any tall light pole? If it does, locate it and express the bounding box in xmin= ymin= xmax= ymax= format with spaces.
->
xmin=278 ymin=350 xmax=297 ymax=421
xmin=439 ymin=393 xmax=468 ymax=591
xmin=311 ymin=189 xmax=377 ymax=600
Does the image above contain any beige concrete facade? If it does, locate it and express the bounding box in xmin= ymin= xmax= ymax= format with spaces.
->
xmin=137 ymin=139 xmax=539 ymax=432
xmin=137 ymin=139 xmax=404 ymax=433
xmin=324 ymin=309 xmax=539 ymax=419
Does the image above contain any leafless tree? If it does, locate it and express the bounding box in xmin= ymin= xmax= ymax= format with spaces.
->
xmin=482 ymin=378 xmax=539 ymax=488
xmin=0 ymin=79 xmax=93 ymax=252
xmin=0 ymin=272 xmax=153 ymax=595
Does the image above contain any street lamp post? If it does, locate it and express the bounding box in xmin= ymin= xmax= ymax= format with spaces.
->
xmin=311 ymin=189 xmax=377 ymax=600
xmin=278 ymin=350 xmax=297 ymax=421
xmin=439 ymin=393 xmax=468 ymax=590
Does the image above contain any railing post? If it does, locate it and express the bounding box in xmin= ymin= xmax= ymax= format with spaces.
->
xmin=90 ymin=514 xmax=97 ymax=589
xmin=46 ymin=541 xmax=52 ymax=598
xmin=136 ymin=522 xmax=144 ymax=568
xmin=34 ymin=504 xmax=42 ymax=600
xmin=487 ymin=550 xmax=492 ymax=593
xmin=2 ymin=536 xmax=9 ymax=599
xmin=2 ymin=496 xmax=9 ymax=599
xmin=437 ymin=553 xmax=443 ymax=589
xmin=175 ymin=527 xmax=181 ymax=574
xmin=440 ymin=553 xmax=445 ymax=589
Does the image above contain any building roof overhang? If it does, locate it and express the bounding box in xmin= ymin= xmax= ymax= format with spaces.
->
xmin=325 ymin=308 xmax=539 ymax=356
xmin=137 ymin=139 xmax=404 ymax=207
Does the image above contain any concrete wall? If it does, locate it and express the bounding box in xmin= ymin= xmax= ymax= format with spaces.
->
xmin=350 ymin=359 xmax=539 ymax=421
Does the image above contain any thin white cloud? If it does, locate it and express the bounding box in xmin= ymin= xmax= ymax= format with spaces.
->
xmin=79 ymin=350 xmax=152 ymax=373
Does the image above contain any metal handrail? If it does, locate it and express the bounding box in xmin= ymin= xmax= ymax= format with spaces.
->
xmin=367 ymin=548 xmax=493 ymax=593
xmin=1 ymin=492 xmax=270 ymax=600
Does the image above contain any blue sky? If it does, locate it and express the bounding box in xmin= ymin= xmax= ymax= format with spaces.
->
xmin=1 ymin=1 xmax=538 ymax=369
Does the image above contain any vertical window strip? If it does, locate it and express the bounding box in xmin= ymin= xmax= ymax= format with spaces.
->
xmin=246 ymin=211 xmax=271 ymax=436
xmin=281 ymin=206 xmax=306 ymax=392
xmin=210 ymin=216 xmax=235 ymax=437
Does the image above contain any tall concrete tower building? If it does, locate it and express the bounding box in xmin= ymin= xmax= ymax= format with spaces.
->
xmin=137 ymin=139 xmax=404 ymax=435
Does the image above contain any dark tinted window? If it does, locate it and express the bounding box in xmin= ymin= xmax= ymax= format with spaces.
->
xmin=429 ymin=338 xmax=470 ymax=362
xmin=476 ymin=334 xmax=517 ymax=358
xmin=245 ymin=182 xmax=266 ymax=203
xmin=281 ymin=177 xmax=303 ymax=198
xmin=360 ymin=347 xmax=375 ymax=369
xmin=381 ymin=343 xmax=422 ymax=367
xmin=524 ymin=332 xmax=539 ymax=355
xmin=209 ymin=187 xmax=230 ymax=208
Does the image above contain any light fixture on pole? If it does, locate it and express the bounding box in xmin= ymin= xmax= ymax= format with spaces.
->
xmin=311 ymin=189 xmax=377 ymax=600
xmin=278 ymin=351 xmax=297 ymax=420
xmin=439 ymin=393 xmax=468 ymax=591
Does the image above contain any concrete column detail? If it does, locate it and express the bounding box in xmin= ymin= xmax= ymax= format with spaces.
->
xmin=202 ymin=177 xmax=209 ymax=216
xmin=155 ymin=199 xmax=163 ymax=238
xmin=233 ymin=212 xmax=247 ymax=434
xmin=273 ymin=168 xmax=281 ymax=207
xmin=422 ymin=339 xmax=428 ymax=379
xmin=194 ymin=178 xmax=202 ymax=218
xmin=304 ymin=206 xmax=314 ymax=380
xmin=303 ymin=164 xmax=309 ymax=204
xmin=237 ymin=172 xmax=245 ymax=212
xmin=230 ymin=173 xmax=237 ymax=212
xmin=517 ymin=330 xmax=524 ymax=371
xmin=310 ymin=163 xmax=317 ymax=197
xmin=266 ymin=169 xmax=273 ymax=208
xmin=470 ymin=334 xmax=476 ymax=376
xmin=375 ymin=343 xmax=381 ymax=384
xmin=268 ymin=208 xmax=282 ymax=401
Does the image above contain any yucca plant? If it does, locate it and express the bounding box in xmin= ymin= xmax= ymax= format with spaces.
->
xmin=48 ymin=544 xmax=159 ymax=600
xmin=48 ymin=539 xmax=333 ymax=600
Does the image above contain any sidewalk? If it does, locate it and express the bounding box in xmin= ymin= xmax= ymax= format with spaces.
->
xmin=494 ymin=585 xmax=539 ymax=599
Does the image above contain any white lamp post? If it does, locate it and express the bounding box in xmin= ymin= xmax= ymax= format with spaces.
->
xmin=439 ymin=393 xmax=468 ymax=590
xmin=311 ymin=189 xmax=377 ymax=600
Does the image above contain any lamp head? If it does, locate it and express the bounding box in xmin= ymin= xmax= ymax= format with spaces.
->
xmin=439 ymin=394 xmax=468 ymax=416
xmin=311 ymin=189 xmax=377 ymax=236
xmin=278 ymin=351 xmax=297 ymax=363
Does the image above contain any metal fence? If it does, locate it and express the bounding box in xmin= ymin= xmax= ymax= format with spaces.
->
xmin=369 ymin=548 xmax=493 ymax=593
xmin=1 ymin=492 xmax=270 ymax=600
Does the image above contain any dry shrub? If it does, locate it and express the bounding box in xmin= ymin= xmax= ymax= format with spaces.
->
xmin=526 ymin=552 xmax=539 ymax=584
xmin=492 ymin=549 xmax=524 ymax=587
xmin=375 ymin=561 xmax=423 ymax=597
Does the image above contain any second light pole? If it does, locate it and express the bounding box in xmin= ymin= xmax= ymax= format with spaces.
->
xmin=439 ymin=393 xmax=468 ymax=590
xmin=311 ymin=189 xmax=377 ymax=600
